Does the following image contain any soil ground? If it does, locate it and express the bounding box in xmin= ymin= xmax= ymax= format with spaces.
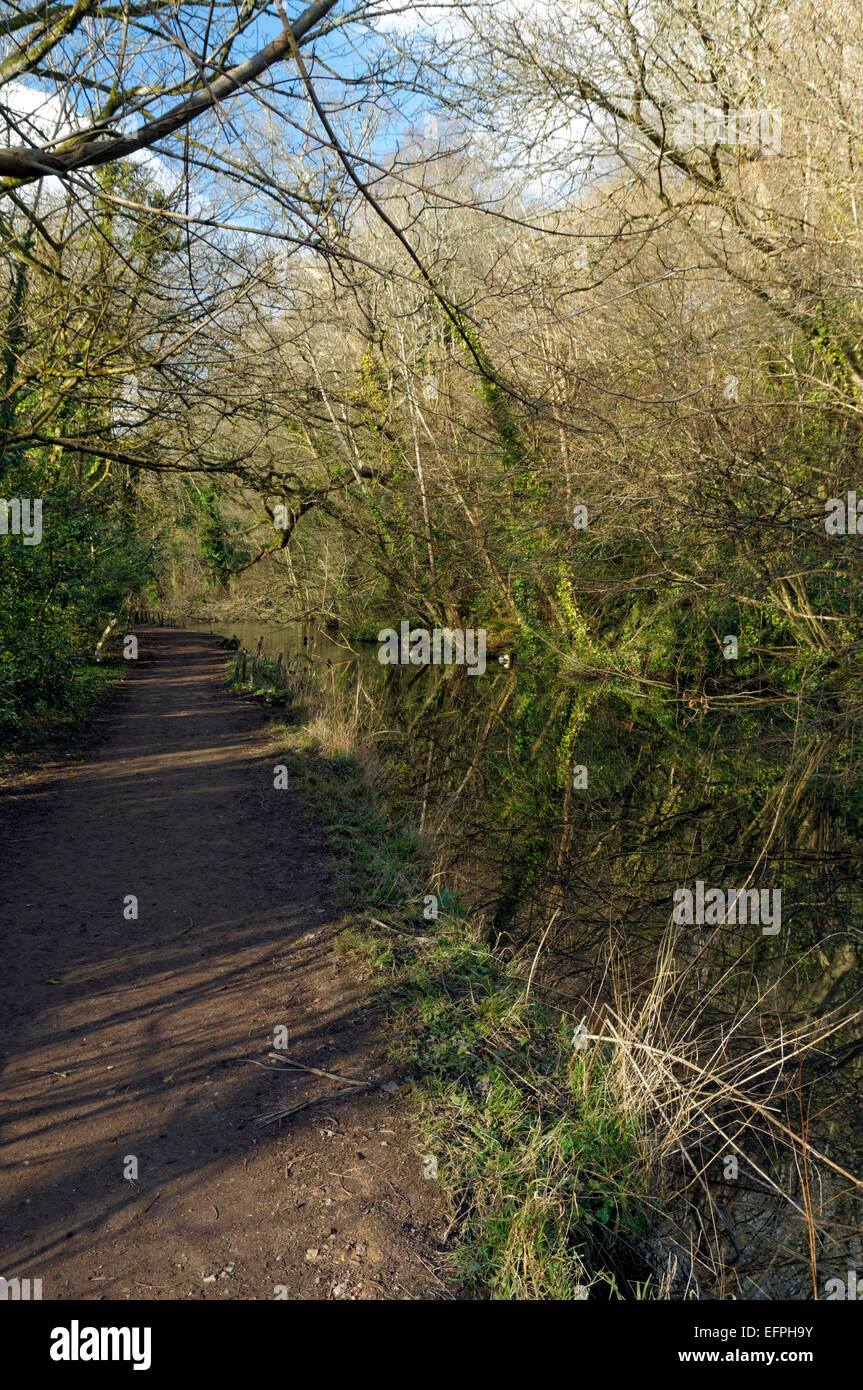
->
xmin=0 ymin=627 xmax=446 ymax=1300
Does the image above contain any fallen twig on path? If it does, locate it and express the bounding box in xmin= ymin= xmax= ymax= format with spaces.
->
xmin=255 ymin=1085 xmax=366 ymax=1125
xmin=254 ymin=1054 xmax=374 ymax=1087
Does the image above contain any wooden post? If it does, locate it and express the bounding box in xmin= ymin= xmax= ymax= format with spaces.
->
xmin=275 ymin=651 xmax=283 ymax=684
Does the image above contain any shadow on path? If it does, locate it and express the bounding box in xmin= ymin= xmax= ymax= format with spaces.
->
xmin=0 ymin=629 xmax=444 ymax=1300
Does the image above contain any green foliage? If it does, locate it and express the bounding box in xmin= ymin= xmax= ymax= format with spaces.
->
xmin=196 ymin=483 xmax=231 ymax=588
xmin=0 ymin=452 xmax=159 ymax=746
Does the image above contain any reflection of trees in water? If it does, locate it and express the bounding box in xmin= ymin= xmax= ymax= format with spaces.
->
xmin=344 ymin=658 xmax=863 ymax=1297
xmin=187 ymin=618 xmax=862 ymax=1296
xmin=221 ymin=631 xmax=861 ymax=1046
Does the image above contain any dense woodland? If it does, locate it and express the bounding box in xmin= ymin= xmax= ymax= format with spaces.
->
xmin=2 ymin=0 xmax=862 ymax=1299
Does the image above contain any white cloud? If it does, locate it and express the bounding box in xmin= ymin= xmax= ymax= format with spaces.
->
xmin=1 ymin=81 xmax=178 ymax=195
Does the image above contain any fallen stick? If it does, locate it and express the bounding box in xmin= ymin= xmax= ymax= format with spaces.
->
xmin=255 ymin=1085 xmax=366 ymax=1125
xmin=256 ymin=1054 xmax=373 ymax=1087
xmin=367 ymin=916 xmax=426 ymax=937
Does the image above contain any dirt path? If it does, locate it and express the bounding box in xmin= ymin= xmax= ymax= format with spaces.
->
xmin=0 ymin=628 xmax=445 ymax=1301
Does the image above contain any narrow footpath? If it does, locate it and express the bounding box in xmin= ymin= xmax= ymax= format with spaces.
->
xmin=0 ymin=628 xmax=444 ymax=1300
